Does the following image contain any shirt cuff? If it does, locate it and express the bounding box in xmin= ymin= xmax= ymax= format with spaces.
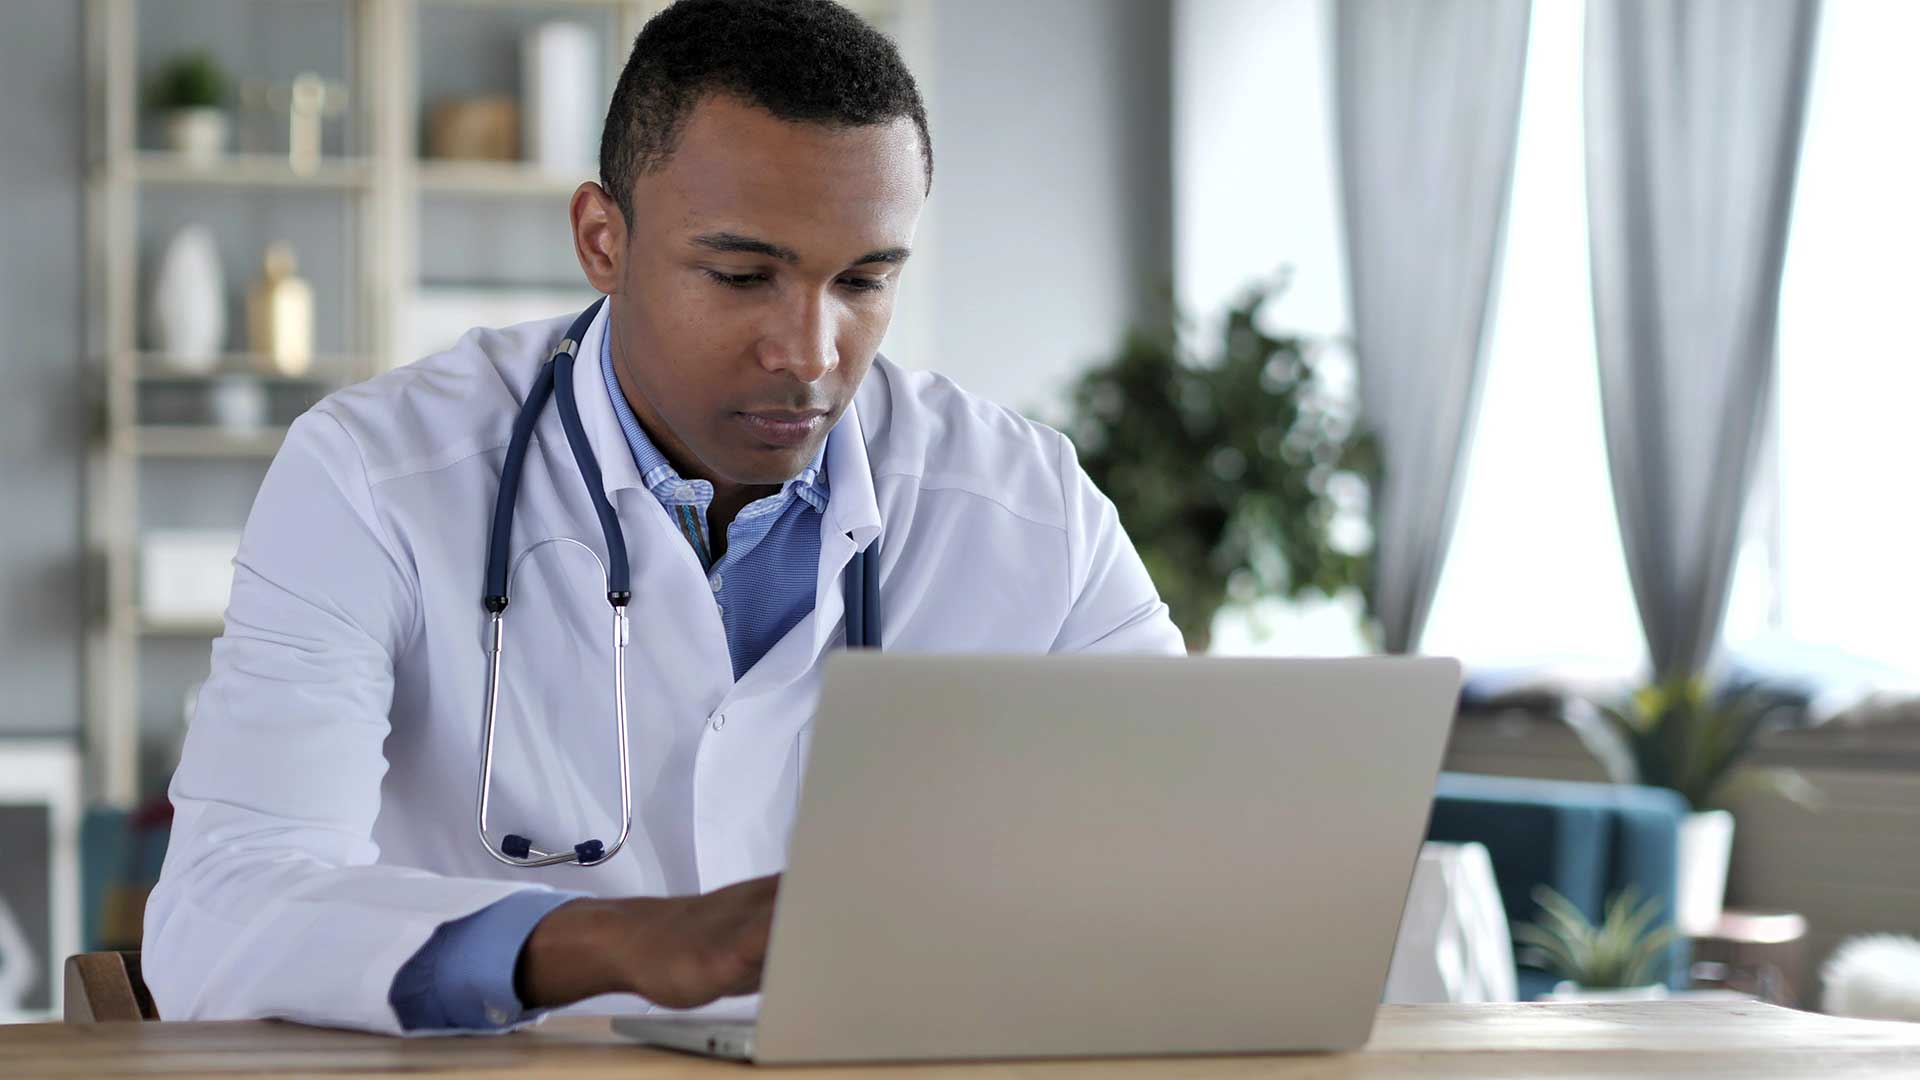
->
xmin=389 ymin=889 xmax=586 ymax=1032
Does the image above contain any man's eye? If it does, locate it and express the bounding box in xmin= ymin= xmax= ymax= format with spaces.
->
xmin=839 ymin=276 xmax=887 ymax=293
xmin=704 ymin=270 xmax=768 ymax=289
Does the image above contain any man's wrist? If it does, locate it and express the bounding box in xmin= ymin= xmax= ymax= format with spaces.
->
xmin=515 ymin=897 xmax=641 ymax=1009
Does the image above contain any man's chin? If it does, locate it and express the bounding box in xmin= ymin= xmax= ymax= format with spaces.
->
xmin=716 ymin=441 xmax=824 ymax=488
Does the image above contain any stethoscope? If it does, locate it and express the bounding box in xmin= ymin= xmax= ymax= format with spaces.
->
xmin=475 ymin=298 xmax=882 ymax=869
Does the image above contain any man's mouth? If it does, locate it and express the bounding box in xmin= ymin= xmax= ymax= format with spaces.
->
xmin=734 ymin=408 xmax=827 ymax=447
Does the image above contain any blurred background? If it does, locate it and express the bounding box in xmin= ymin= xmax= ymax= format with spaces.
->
xmin=5 ymin=0 xmax=1920 ymax=1027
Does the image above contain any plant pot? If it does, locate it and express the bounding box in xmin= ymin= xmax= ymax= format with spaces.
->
xmin=1542 ymin=981 xmax=1670 ymax=1003
xmin=165 ymin=107 xmax=229 ymax=164
xmin=1676 ymin=809 xmax=1735 ymax=936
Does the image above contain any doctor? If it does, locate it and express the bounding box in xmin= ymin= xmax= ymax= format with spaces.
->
xmin=145 ymin=0 xmax=1182 ymax=1035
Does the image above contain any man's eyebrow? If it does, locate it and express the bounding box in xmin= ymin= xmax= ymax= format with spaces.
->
xmin=852 ymin=246 xmax=912 ymax=266
xmin=690 ymin=232 xmax=801 ymax=264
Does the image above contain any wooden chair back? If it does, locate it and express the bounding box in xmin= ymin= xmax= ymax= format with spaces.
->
xmin=63 ymin=952 xmax=158 ymax=1022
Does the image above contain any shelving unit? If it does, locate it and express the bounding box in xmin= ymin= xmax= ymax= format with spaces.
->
xmin=81 ymin=0 xmax=914 ymax=805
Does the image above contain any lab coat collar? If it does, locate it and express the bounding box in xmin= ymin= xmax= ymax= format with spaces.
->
xmin=822 ymin=396 xmax=881 ymax=552
xmin=569 ymin=297 xmax=646 ymax=499
xmin=791 ymin=390 xmax=883 ymax=675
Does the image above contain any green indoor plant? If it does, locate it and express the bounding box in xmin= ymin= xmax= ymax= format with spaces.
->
xmin=148 ymin=50 xmax=234 ymax=163
xmin=1057 ymin=276 xmax=1381 ymax=651
xmin=1565 ymin=676 xmax=1819 ymax=814
xmin=1514 ymin=885 xmax=1678 ymax=995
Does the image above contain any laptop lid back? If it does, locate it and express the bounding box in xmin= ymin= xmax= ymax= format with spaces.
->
xmin=754 ymin=654 xmax=1462 ymax=1064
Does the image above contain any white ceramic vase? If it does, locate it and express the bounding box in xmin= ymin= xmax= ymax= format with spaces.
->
xmin=150 ymin=225 xmax=226 ymax=372
xmin=165 ymin=107 xmax=229 ymax=165
xmin=1676 ymin=809 xmax=1736 ymax=936
xmin=522 ymin=21 xmax=599 ymax=173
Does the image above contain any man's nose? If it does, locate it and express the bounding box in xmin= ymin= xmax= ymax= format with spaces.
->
xmin=758 ymin=290 xmax=838 ymax=383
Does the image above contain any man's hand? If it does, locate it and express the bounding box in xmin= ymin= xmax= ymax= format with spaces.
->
xmin=515 ymin=873 xmax=780 ymax=1011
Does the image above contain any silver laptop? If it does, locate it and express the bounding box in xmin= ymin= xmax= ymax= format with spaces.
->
xmin=614 ymin=652 xmax=1461 ymax=1065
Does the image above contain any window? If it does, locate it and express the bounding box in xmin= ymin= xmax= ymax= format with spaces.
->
xmin=1726 ymin=0 xmax=1920 ymax=673
xmin=1189 ymin=0 xmax=1918 ymax=674
xmin=1419 ymin=0 xmax=1645 ymax=672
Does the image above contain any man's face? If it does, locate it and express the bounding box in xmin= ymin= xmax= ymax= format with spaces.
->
xmin=607 ymin=95 xmax=926 ymax=488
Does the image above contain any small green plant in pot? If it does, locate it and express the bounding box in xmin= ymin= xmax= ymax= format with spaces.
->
xmin=1056 ymin=276 xmax=1381 ymax=651
xmin=1514 ymin=885 xmax=1678 ymax=998
xmin=149 ymin=50 xmax=234 ymax=164
xmin=1565 ymin=677 xmax=1820 ymax=936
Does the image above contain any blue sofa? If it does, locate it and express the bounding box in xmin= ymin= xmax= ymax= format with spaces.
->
xmin=1427 ymin=772 xmax=1690 ymax=998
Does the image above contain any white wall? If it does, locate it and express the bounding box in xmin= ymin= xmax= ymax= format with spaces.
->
xmin=888 ymin=0 xmax=1173 ymax=419
xmin=0 ymin=1 xmax=86 ymax=734
xmin=1173 ymin=0 xmax=1347 ymax=339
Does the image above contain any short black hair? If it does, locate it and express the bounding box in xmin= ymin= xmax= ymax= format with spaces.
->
xmin=599 ymin=0 xmax=933 ymax=224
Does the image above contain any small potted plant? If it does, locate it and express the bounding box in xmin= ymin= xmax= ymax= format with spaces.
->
xmin=149 ymin=50 xmax=233 ymax=164
xmin=1515 ymin=885 xmax=1678 ymax=1001
xmin=1564 ymin=678 xmax=1820 ymax=936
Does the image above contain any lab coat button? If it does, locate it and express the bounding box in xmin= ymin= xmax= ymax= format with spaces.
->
xmin=711 ymin=713 xmax=726 ymax=732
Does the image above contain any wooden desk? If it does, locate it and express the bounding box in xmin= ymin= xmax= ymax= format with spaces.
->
xmin=4 ymin=1002 xmax=1919 ymax=1078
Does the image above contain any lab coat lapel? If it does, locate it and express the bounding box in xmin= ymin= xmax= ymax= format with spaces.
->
xmin=812 ymin=397 xmax=882 ymax=655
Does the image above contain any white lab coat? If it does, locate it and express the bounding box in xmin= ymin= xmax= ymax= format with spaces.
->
xmin=144 ymin=301 xmax=1183 ymax=1033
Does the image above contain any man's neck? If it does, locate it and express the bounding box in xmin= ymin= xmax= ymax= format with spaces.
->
xmin=608 ymin=348 xmax=774 ymax=552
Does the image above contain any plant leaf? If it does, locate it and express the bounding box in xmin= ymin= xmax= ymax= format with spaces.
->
xmin=1514 ymin=884 xmax=1676 ymax=988
xmin=1708 ymin=766 xmax=1825 ymax=812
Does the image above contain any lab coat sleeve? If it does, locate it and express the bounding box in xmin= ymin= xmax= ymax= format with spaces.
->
xmin=1048 ymin=431 xmax=1188 ymax=655
xmin=143 ymin=410 xmax=562 ymax=1034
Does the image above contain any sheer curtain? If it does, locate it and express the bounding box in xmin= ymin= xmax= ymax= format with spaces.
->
xmin=1332 ymin=0 xmax=1531 ymax=654
xmin=1585 ymin=0 xmax=1822 ymax=680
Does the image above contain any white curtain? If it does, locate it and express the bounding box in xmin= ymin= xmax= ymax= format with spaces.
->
xmin=1334 ymin=0 xmax=1532 ymax=653
xmin=1585 ymin=0 xmax=1821 ymax=678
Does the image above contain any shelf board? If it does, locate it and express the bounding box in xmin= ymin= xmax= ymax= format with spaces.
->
xmin=130 ymin=426 xmax=287 ymax=459
xmin=137 ymin=611 xmax=224 ymax=634
xmin=127 ymin=353 xmax=353 ymax=384
xmin=137 ymin=614 xmax=225 ymax=638
xmin=123 ymin=152 xmax=375 ymax=191
xmin=416 ymin=160 xmax=590 ymax=197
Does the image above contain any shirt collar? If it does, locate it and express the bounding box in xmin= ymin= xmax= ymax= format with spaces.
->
xmin=599 ymin=325 xmax=828 ymax=513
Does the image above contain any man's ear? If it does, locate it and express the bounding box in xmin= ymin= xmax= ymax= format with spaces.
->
xmin=571 ymin=182 xmax=625 ymax=294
